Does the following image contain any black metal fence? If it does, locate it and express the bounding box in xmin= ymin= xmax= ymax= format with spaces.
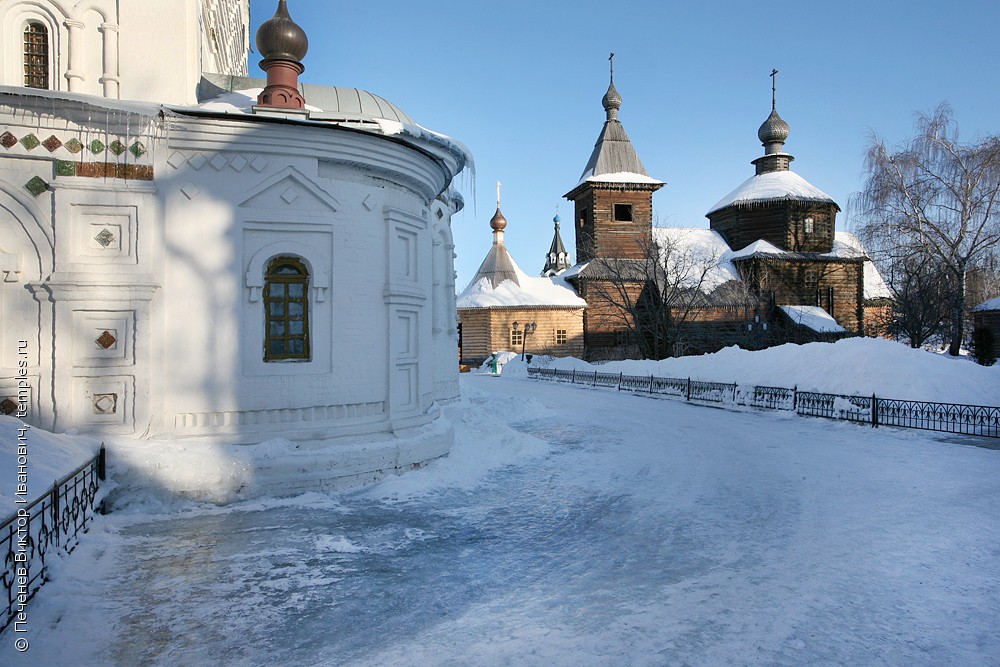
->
xmin=527 ymin=367 xmax=1000 ymax=439
xmin=1 ymin=445 xmax=106 ymax=633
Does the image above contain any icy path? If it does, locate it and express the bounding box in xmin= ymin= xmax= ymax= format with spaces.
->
xmin=7 ymin=375 xmax=1000 ymax=666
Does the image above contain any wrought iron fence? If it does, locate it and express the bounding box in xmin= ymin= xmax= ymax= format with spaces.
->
xmin=875 ymin=399 xmax=1000 ymax=437
xmin=527 ymin=367 xmax=1000 ymax=439
xmin=1 ymin=445 xmax=106 ymax=633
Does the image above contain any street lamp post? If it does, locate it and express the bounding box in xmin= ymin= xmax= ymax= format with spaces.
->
xmin=511 ymin=321 xmax=537 ymax=361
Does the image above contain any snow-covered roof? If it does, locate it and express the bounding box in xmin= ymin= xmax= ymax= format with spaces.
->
xmin=728 ymin=238 xmax=785 ymax=260
xmin=974 ymin=296 xmax=1000 ymax=312
xmin=707 ymin=170 xmax=838 ymax=215
xmin=647 ymin=227 xmax=891 ymax=301
xmin=779 ymin=305 xmax=846 ymax=333
xmin=831 ymin=232 xmax=893 ymax=300
xmin=581 ymin=172 xmax=664 ymax=186
xmin=574 ymin=95 xmax=659 ymax=187
xmin=457 ymin=244 xmax=586 ymax=309
xmin=651 ymin=228 xmax=741 ymax=291
xmin=189 ymin=75 xmax=473 ymax=171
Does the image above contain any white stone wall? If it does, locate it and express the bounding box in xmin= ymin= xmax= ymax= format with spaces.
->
xmin=0 ymin=88 xmax=466 ymax=445
xmin=0 ymin=0 xmax=249 ymax=104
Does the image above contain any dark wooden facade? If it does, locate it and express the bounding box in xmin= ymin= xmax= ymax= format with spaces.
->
xmin=708 ymin=200 xmax=839 ymax=254
xmin=974 ymin=307 xmax=1000 ymax=345
xmin=736 ymin=256 xmax=865 ymax=334
xmin=566 ymin=183 xmax=659 ymax=263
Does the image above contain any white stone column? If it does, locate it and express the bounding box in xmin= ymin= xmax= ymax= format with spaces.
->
xmin=63 ymin=19 xmax=86 ymax=92
xmin=99 ymin=23 xmax=120 ymax=99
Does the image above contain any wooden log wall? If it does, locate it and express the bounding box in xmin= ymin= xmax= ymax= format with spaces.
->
xmin=707 ymin=201 xmax=838 ymax=254
xmin=457 ymin=307 xmax=585 ymax=365
xmin=570 ymin=184 xmax=656 ymax=262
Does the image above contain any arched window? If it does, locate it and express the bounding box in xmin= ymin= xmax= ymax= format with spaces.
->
xmin=263 ymin=256 xmax=310 ymax=361
xmin=23 ymin=22 xmax=49 ymax=89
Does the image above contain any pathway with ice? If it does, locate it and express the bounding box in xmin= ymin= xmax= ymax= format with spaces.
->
xmin=7 ymin=374 xmax=1000 ymax=666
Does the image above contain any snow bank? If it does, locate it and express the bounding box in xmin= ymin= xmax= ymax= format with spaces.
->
xmin=359 ymin=382 xmax=550 ymax=500
xmin=0 ymin=417 xmax=103 ymax=507
xmin=539 ymin=337 xmax=1000 ymax=406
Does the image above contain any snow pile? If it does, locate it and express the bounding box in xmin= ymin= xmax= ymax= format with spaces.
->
xmin=0 ymin=380 xmax=551 ymax=516
xmin=707 ymin=170 xmax=837 ymax=214
xmin=358 ymin=383 xmax=550 ymax=499
xmin=0 ymin=418 xmax=103 ymax=506
xmin=779 ymin=305 xmax=846 ymax=333
xmin=539 ymin=337 xmax=1000 ymax=405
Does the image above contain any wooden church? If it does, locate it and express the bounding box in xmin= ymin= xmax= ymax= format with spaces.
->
xmin=560 ymin=67 xmax=889 ymax=360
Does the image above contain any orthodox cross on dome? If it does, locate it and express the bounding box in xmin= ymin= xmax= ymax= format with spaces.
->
xmin=609 ymin=52 xmax=615 ymax=82
xmin=770 ymin=68 xmax=778 ymax=111
xmin=496 ymin=179 xmax=502 ymax=207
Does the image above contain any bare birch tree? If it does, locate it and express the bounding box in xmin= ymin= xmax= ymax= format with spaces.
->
xmin=854 ymin=104 xmax=1000 ymax=355
xmin=585 ymin=233 xmax=749 ymax=359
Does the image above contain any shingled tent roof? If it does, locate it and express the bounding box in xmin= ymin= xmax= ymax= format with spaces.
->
xmin=573 ymin=79 xmax=663 ymax=188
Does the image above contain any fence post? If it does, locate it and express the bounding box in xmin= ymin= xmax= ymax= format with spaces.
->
xmin=649 ymin=374 xmax=654 ymax=394
xmin=872 ymin=393 xmax=878 ymax=428
xmin=593 ymin=370 xmax=598 ymax=386
xmin=98 ymin=443 xmax=107 ymax=481
xmin=51 ymin=478 xmax=60 ymax=544
xmin=571 ymin=369 xmax=575 ymax=384
xmin=792 ymin=385 xmax=798 ymax=412
xmin=732 ymin=382 xmax=738 ymax=403
xmin=618 ymin=372 xmax=623 ymax=391
xmin=686 ymin=378 xmax=691 ymax=401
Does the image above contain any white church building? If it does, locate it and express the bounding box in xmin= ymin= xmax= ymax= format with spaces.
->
xmin=0 ymin=0 xmax=469 ymax=476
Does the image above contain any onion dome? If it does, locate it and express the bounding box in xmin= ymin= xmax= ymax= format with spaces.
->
xmin=758 ymin=108 xmax=790 ymax=148
xmin=490 ymin=206 xmax=507 ymax=231
xmin=553 ymin=213 xmax=561 ymax=227
xmin=602 ymin=81 xmax=622 ymax=121
xmin=256 ymin=0 xmax=308 ymax=62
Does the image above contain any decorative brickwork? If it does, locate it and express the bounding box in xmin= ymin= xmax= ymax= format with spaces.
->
xmin=24 ymin=176 xmax=48 ymax=196
xmin=20 ymin=134 xmax=40 ymax=150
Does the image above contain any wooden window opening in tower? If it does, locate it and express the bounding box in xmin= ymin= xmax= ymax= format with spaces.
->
xmin=23 ymin=22 xmax=49 ymax=89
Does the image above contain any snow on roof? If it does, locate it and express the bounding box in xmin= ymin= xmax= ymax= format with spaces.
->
xmin=190 ymin=79 xmax=474 ymax=170
xmin=779 ymin=305 xmax=846 ymax=333
xmin=832 ymin=232 xmax=893 ymax=300
xmin=652 ymin=228 xmax=741 ymax=290
xmin=648 ymin=226 xmax=891 ymax=301
xmin=457 ymin=247 xmax=586 ymax=309
xmin=581 ymin=172 xmax=664 ymax=186
xmin=728 ymin=238 xmax=785 ymax=260
xmin=197 ymin=88 xmax=324 ymax=114
xmin=707 ymin=170 xmax=837 ymax=215
xmin=974 ymin=296 xmax=1000 ymax=312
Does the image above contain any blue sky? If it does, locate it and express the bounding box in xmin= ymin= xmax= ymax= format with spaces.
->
xmin=249 ymin=0 xmax=1000 ymax=290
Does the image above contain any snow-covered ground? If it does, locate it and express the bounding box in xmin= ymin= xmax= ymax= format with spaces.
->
xmin=3 ymin=365 xmax=999 ymax=666
xmin=528 ymin=338 xmax=1000 ymax=406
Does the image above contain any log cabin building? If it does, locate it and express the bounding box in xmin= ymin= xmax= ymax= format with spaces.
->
xmin=457 ymin=205 xmax=585 ymax=366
